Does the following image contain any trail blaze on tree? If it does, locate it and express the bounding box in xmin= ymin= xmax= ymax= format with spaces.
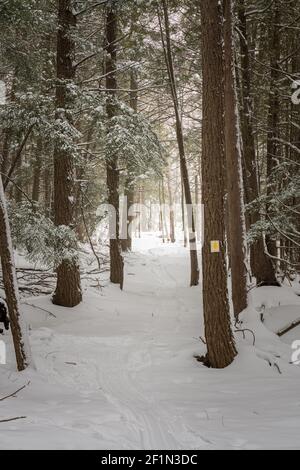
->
xmin=0 ymin=0 xmax=299 ymax=373
xmin=201 ymin=0 xmax=237 ymax=368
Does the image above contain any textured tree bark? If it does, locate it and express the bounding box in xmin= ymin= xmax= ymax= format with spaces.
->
xmin=291 ymin=31 xmax=300 ymax=268
xmin=14 ymin=155 xmax=23 ymax=204
xmin=194 ymin=174 xmax=200 ymax=240
xmin=0 ymin=176 xmax=31 ymax=371
xmin=223 ymin=0 xmax=248 ymax=317
xmin=159 ymin=181 xmax=166 ymax=243
xmin=161 ymin=177 xmax=169 ymax=241
xmin=181 ymin=181 xmax=187 ymax=248
xmin=167 ymin=162 xmax=175 ymax=243
xmin=200 ymin=0 xmax=237 ymax=368
xmin=105 ymin=2 xmax=124 ymax=288
xmin=266 ymin=4 xmax=281 ymax=263
xmin=44 ymin=166 xmax=52 ymax=217
xmin=238 ymin=0 xmax=279 ymax=287
xmin=160 ymin=0 xmax=199 ymax=286
xmin=52 ymin=0 xmax=82 ymax=307
xmin=261 ymin=0 xmax=280 ymax=285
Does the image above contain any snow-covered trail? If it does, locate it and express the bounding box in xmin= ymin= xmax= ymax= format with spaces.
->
xmin=91 ymin=241 xmax=202 ymax=449
xmin=0 ymin=236 xmax=201 ymax=449
xmin=1 ymin=234 xmax=300 ymax=449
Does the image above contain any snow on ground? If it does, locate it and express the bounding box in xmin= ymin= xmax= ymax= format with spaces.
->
xmin=1 ymin=234 xmax=300 ymax=450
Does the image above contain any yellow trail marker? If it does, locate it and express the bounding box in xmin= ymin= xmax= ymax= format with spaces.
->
xmin=210 ymin=240 xmax=220 ymax=253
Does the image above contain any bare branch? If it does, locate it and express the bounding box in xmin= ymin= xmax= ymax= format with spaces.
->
xmin=278 ymin=318 xmax=300 ymax=337
xmin=0 ymin=416 xmax=27 ymax=423
xmin=0 ymin=171 xmax=34 ymax=205
xmin=3 ymin=123 xmax=36 ymax=190
xmin=21 ymin=302 xmax=57 ymax=319
xmin=75 ymin=1 xmax=109 ymax=18
xmin=0 ymin=382 xmax=30 ymax=402
xmin=74 ymin=52 xmax=98 ymax=69
xmin=245 ymin=0 xmax=275 ymax=17
xmin=234 ymin=328 xmax=256 ymax=346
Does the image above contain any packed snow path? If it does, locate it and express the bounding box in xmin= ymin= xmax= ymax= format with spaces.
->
xmin=1 ymin=235 xmax=300 ymax=449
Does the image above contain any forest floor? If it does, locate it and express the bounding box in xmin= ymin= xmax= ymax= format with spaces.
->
xmin=1 ymin=234 xmax=300 ymax=449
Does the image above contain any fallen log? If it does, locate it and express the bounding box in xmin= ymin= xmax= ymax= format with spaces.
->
xmin=277 ymin=318 xmax=300 ymax=337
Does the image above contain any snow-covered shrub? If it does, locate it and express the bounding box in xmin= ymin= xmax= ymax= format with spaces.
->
xmin=9 ymin=202 xmax=79 ymax=268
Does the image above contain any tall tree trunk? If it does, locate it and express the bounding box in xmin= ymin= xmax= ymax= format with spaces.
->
xmin=194 ymin=174 xmax=200 ymax=239
xmin=167 ymin=162 xmax=175 ymax=243
xmin=159 ymin=181 xmax=166 ymax=243
xmin=291 ymin=30 xmax=300 ymax=268
xmin=14 ymin=155 xmax=22 ymax=204
xmin=266 ymin=4 xmax=281 ymax=262
xmin=121 ymin=70 xmax=137 ymax=252
xmin=161 ymin=177 xmax=169 ymax=241
xmin=181 ymin=181 xmax=187 ymax=248
xmin=200 ymin=0 xmax=237 ymax=368
xmin=105 ymin=2 xmax=124 ymax=288
xmin=0 ymin=176 xmax=32 ymax=371
xmin=44 ymin=166 xmax=52 ymax=217
xmin=159 ymin=0 xmax=199 ymax=286
xmin=238 ymin=0 xmax=279 ymax=286
xmin=52 ymin=0 xmax=82 ymax=307
xmin=223 ymin=0 xmax=248 ymax=317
